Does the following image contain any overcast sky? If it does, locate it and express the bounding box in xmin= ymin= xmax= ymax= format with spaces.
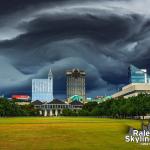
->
xmin=0 ymin=0 xmax=150 ymax=99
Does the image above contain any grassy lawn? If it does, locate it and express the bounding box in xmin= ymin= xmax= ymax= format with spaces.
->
xmin=0 ymin=117 xmax=149 ymax=150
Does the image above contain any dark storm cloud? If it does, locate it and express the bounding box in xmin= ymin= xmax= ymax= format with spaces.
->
xmin=0 ymin=0 xmax=150 ymax=98
xmin=0 ymin=0 xmax=65 ymax=16
xmin=0 ymin=0 xmax=128 ymax=15
xmin=21 ymin=14 xmax=130 ymax=42
xmin=0 ymin=11 xmax=134 ymax=46
xmin=0 ymin=10 xmax=140 ymax=63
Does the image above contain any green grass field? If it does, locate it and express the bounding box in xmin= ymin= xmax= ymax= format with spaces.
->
xmin=0 ymin=117 xmax=149 ymax=150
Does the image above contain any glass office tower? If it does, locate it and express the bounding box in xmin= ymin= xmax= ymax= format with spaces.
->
xmin=32 ymin=69 xmax=53 ymax=101
xmin=128 ymin=65 xmax=150 ymax=83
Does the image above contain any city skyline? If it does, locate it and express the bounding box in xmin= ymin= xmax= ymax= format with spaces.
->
xmin=0 ymin=0 xmax=150 ymax=98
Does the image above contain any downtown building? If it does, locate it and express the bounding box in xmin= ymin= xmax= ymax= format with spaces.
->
xmin=31 ymin=68 xmax=84 ymax=116
xmin=66 ymin=69 xmax=86 ymax=100
xmin=12 ymin=95 xmax=31 ymax=105
xmin=128 ymin=65 xmax=150 ymax=83
xmin=32 ymin=99 xmax=83 ymax=116
xmin=112 ymin=65 xmax=150 ymax=99
xmin=32 ymin=69 xmax=53 ymax=101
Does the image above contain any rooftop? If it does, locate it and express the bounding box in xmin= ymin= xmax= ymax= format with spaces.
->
xmin=32 ymin=100 xmax=43 ymax=105
xmin=70 ymin=100 xmax=84 ymax=106
xmin=48 ymin=99 xmax=65 ymax=104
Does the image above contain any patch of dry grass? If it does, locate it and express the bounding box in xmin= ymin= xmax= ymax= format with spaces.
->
xmin=0 ymin=117 xmax=149 ymax=150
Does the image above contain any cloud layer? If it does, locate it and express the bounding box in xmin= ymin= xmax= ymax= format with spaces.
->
xmin=0 ymin=0 xmax=150 ymax=98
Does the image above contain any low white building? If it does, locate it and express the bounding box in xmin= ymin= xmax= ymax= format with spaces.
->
xmin=112 ymin=83 xmax=150 ymax=99
xmin=32 ymin=99 xmax=83 ymax=116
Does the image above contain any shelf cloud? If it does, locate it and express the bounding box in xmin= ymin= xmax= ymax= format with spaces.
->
xmin=0 ymin=0 xmax=150 ymax=98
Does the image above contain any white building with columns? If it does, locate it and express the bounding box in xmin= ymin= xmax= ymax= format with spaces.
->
xmin=32 ymin=68 xmax=53 ymax=101
xmin=32 ymin=99 xmax=83 ymax=116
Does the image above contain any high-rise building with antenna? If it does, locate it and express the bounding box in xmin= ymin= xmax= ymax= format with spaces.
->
xmin=32 ymin=68 xmax=53 ymax=101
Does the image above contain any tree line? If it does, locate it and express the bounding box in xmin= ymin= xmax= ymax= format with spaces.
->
xmin=1 ymin=94 xmax=150 ymax=118
xmin=62 ymin=94 xmax=150 ymax=118
xmin=0 ymin=98 xmax=39 ymax=117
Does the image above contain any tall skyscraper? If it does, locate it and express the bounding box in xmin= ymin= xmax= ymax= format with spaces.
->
xmin=66 ymin=68 xmax=86 ymax=100
xmin=32 ymin=68 xmax=53 ymax=101
xmin=128 ymin=65 xmax=150 ymax=84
